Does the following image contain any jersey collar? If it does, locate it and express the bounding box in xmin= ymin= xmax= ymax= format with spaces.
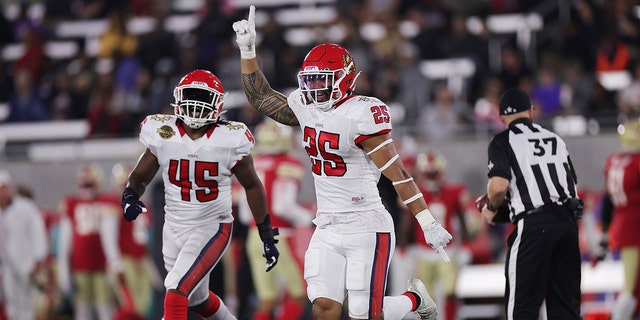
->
xmin=176 ymin=118 xmax=186 ymax=137
xmin=508 ymin=117 xmax=533 ymax=128
xmin=333 ymin=94 xmax=357 ymax=110
xmin=205 ymin=125 xmax=216 ymax=138
xmin=176 ymin=119 xmax=217 ymax=138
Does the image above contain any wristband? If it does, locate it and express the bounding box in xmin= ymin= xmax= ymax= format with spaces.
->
xmin=240 ymin=47 xmax=256 ymax=59
xmin=486 ymin=202 xmax=498 ymax=212
xmin=122 ymin=187 xmax=139 ymax=202
xmin=257 ymin=215 xmax=279 ymax=242
xmin=415 ymin=209 xmax=435 ymax=228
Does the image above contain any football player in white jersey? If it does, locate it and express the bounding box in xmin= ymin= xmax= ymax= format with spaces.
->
xmin=233 ymin=6 xmax=452 ymax=320
xmin=121 ymin=69 xmax=280 ymax=320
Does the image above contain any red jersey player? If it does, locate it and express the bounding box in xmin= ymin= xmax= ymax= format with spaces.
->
xmin=237 ymin=119 xmax=314 ymax=320
xmin=57 ymin=164 xmax=121 ymax=320
xmin=600 ymin=119 xmax=640 ymax=320
xmin=406 ymin=152 xmax=472 ymax=320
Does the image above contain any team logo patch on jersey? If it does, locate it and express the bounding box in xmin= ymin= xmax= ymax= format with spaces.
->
xmin=351 ymin=196 xmax=365 ymax=205
xmin=357 ymin=96 xmax=380 ymax=103
xmin=226 ymin=123 xmax=244 ymax=130
xmin=157 ymin=125 xmax=175 ymax=139
xmin=151 ymin=115 xmax=172 ymax=122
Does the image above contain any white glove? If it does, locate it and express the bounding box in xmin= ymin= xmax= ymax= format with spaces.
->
xmin=416 ymin=210 xmax=453 ymax=262
xmin=232 ymin=5 xmax=256 ymax=59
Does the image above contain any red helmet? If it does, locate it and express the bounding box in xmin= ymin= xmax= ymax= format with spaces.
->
xmin=77 ymin=163 xmax=104 ymax=189
xmin=297 ymin=44 xmax=359 ymax=111
xmin=173 ymin=69 xmax=225 ymax=129
xmin=76 ymin=163 xmax=104 ymax=198
xmin=415 ymin=151 xmax=447 ymax=192
xmin=415 ymin=151 xmax=447 ymax=180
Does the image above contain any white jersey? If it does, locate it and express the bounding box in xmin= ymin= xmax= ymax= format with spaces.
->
xmin=0 ymin=196 xmax=47 ymax=280
xmin=287 ymin=90 xmax=392 ymax=213
xmin=140 ymin=114 xmax=254 ymax=226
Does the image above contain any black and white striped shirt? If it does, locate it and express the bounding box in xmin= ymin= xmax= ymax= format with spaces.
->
xmin=487 ymin=118 xmax=578 ymax=220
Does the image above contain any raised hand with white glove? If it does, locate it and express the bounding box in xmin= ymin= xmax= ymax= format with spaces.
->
xmin=416 ymin=209 xmax=453 ymax=262
xmin=232 ymin=5 xmax=256 ymax=59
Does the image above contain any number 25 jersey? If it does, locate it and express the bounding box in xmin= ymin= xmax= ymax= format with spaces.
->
xmin=287 ymin=90 xmax=392 ymax=213
xmin=139 ymin=115 xmax=254 ymax=226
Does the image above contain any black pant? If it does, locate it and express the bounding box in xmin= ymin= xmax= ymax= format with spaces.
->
xmin=504 ymin=205 xmax=582 ymax=320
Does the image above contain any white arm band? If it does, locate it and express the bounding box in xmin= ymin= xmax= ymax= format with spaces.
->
xmin=379 ymin=154 xmax=399 ymax=171
xmin=402 ymin=193 xmax=424 ymax=205
xmin=366 ymin=139 xmax=393 ymax=155
xmin=392 ymin=177 xmax=414 ymax=186
xmin=415 ymin=209 xmax=436 ymax=227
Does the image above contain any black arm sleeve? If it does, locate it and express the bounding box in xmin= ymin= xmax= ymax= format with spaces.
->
xmin=487 ymin=131 xmax=512 ymax=180
xmin=600 ymin=193 xmax=613 ymax=232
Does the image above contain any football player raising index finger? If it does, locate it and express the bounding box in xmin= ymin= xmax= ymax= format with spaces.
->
xmin=234 ymin=5 xmax=451 ymax=320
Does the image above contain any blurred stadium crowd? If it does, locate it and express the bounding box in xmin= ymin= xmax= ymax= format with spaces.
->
xmin=0 ymin=0 xmax=639 ymax=140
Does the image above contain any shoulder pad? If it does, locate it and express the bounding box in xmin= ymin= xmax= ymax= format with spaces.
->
xmin=140 ymin=114 xmax=179 ymax=146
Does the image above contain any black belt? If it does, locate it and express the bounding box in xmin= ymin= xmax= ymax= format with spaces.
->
xmin=513 ymin=198 xmax=584 ymax=223
xmin=512 ymin=202 xmax=561 ymax=222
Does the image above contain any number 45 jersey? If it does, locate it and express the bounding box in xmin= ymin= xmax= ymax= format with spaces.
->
xmin=139 ymin=114 xmax=255 ymax=226
xmin=287 ymin=91 xmax=392 ymax=214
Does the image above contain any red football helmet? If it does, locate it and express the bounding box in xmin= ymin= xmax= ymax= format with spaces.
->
xmin=173 ymin=69 xmax=225 ymax=129
xmin=415 ymin=151 xmax=447 ymax=191
xmin=619 ymin=118 xmax=640 ymax=151
xmin=76 ymin=163 xmax=104 ymax=198
xmin=297 ymin=43 xmax=360 ymax=111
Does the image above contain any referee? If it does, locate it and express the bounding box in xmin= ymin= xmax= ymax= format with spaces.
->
xmin=480 ymin=88 xmax=583 ymax=319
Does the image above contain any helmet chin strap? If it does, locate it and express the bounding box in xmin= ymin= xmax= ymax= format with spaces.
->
xmin=351 ymin=71 xmax=362 ymax=91
xmin=332 ymin=62 xmax=353 ymax=94
xmin=184 ymin=110 xmax=227 ymax=129
xmin=185 ymin=120 xmax=206 ymax=129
